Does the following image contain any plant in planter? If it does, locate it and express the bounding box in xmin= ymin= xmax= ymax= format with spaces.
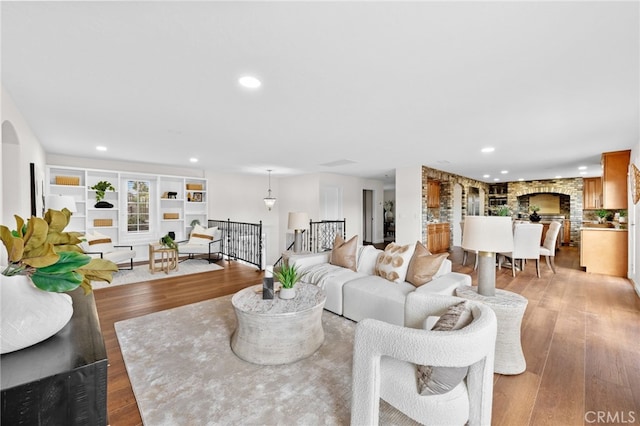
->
xmin=619 ymin=209 xmax=628 ymax=223
xmin=1 ymin=208 xmax=118 ymax=354
xmin=496 ymin=206 xmax=511 ymax=217
xmin=596 ymin=209 xmax=609 ymax=223
xmin=190 ymin=219 xmax=201 ymax=228
xmin=90 ymin=180 xmax=116 ymax=208
xmin=159 ymin=233 xmax=177 ymax=250
xmin=529 ymin=205 xmax=541 ymax=222
xmin=275 ymin=264 xmax=302 ymax=300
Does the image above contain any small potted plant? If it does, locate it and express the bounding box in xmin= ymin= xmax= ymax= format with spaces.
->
xmin=529 ymin=205 xmax=541 ymax=222
xmin=496 ymin=206 xmax=511 ymax=217
xmin=596 ymin=209 xmax=608 ymax=224
xmin=275 ymin=264 xmax=302 ymax=300
xmin=619 ymin=209 xmax=627 ymax=224
xmin=90 ymin=180 xmax=116 ymax=208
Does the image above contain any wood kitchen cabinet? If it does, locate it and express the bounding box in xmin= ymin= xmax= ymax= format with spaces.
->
xmin=583 ymin=177 xmax=602 ymax=210
xmin=602 ymin=150 xmax=631 ymax=209
xmin=427 ymin=180 xmax=440 ymax=208
xmin=427 ymin=223 xmax=450 ymax=253
xmin=581 ymin=229 xmax=628 ymax=277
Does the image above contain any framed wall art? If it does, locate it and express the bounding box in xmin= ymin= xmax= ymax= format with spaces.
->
xmin=192 ymin=192 xmax=203 ymax=202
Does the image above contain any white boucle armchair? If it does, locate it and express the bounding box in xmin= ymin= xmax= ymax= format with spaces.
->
xmin=350 ymin=293 xmax=497 ymax=426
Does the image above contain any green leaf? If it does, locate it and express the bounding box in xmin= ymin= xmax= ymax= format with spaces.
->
xmin=31 ymin=270 xmax=83 ymax=292
xmin=36 ymin=251 xmax=91 ymax=274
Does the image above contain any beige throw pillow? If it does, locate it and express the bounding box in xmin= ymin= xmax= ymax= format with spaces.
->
xmin=189 ymin=224 xmax=218 ymax=245
xmin=375 ymin=242 xmax=415 ymax=283
xmin=416 ymin=301 xmax=473 ymax=395
xmin=330 ymin=235 xmax=358 ymax=271
xmin=406 ymin=242 xmax=450 ymax=287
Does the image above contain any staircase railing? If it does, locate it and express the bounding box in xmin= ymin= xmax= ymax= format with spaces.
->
xmin=273 ymin=219 xmax=346 ymax=268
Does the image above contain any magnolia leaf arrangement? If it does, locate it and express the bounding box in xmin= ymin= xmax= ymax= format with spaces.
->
xmin=0 ymin=208 xmax=118 ymax=294
xmin=275 ymin=264 xmax=302 ymax=289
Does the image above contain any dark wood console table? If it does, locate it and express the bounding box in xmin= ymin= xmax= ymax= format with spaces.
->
xmin=1 ymin=288 xmax=108 ymax=425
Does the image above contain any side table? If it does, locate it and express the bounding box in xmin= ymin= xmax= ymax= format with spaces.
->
xmin=148 ymin=244 xmax=178 ymax=274
xmin=455 ymin=286 xmax=528 ymax=375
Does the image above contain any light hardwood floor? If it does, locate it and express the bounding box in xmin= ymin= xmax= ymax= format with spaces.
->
xmin=94 ymin=246 xmax=640 ymax=426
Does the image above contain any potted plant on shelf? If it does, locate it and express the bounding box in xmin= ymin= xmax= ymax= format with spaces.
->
xmin=529 ymin=205 xmax=541 ymax=222
xmin=1 ymin=208 xmax=118 ymax=354
xmin=275 ymin=264 xmax=302 ymax=300
xmin=90 ymin=180 xmax=116 ymax=208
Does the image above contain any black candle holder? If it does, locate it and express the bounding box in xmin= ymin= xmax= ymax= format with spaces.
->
xmin=262 ymin=276 xmax=274 ymax=299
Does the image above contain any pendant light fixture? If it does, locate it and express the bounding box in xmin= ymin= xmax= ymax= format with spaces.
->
xmin=263 ymin=169 xmax=276 ymax=211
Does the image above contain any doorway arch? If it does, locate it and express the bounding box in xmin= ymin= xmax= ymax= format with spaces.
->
xmin=2 ymin=120 xmax=21 ymax=225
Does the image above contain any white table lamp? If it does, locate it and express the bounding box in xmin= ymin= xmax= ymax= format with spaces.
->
xmin=46 ymin=195 xmax=77 ymax=213
xmin=462 ymin=216 xmax=513 ymax=296
xmin=288 ymin=212 xmax=309 ymax=253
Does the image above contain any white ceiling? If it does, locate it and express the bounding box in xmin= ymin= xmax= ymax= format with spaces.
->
xmin=2 ymin=1 xmax=638 ymax=185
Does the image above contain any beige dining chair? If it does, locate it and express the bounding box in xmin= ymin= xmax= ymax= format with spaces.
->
xmin=539 ymin=221 xmax=562 ymax=273
xmin=498 ymin=223 xmax=543 ymax=277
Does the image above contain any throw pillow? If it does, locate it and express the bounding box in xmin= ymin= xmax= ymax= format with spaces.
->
xmin=330 ymin=235 xmax=358 ymax=271
xmin=406 ymin=242 xmax=450 ymax=287
xmin=374 ymin=242 xmax=415 ymax=283
xmin=80 ymin=231 xmax=114 ymax=253
xmin=189 ymin=224 xmax=218 ymax=245
xmin=416 ymin=301 xmax=473 ymax=395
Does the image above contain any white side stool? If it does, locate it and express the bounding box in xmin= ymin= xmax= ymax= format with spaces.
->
xmin=455 ymin=286 xmax=528 ymax=375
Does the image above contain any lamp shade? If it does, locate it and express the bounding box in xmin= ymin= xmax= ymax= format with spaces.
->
xmin=46 ymin=195 xmax=77 ymax=213
xmin=462 ymin=216 xmax=513 ymax=253
xmin=288 ymin=212 xmax=309 ymax=230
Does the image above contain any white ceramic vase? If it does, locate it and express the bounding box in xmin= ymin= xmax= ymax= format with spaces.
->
xmin=0 ymin=274 xmax=74 ymax=354
xmin=279 ymin=287 xmax=296 ymax=300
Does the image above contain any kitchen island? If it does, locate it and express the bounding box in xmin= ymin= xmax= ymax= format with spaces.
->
xmin=580 ymin=224 xmax=628 ymax=277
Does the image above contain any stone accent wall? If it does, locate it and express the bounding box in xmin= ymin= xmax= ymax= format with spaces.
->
xmin=421 ymin=168 xmax=583 ymax=247
xmin=508 ymin=178 xmax=582 ymax=245
xmin=421 ymin=166 xmax=490 ymax=246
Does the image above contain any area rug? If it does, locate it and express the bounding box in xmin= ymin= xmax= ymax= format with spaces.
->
xmin=115 ymin=295 xmax=419 ymax=425
xmin=93 ymin=261 xmax=224 ymax=289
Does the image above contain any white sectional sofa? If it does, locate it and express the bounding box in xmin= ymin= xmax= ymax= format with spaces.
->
xmin=288 ymin=245 xmax=472 ymax=326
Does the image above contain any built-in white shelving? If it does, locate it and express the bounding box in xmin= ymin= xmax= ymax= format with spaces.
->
xmin=46 ymin=165 xmax=208 ymax=246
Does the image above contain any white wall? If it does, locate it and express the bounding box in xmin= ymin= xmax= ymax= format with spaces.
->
xmin=1 ymin=86 xmax=48 ymax=224
xmin=395 ymin=166 xmax=423 ymax=246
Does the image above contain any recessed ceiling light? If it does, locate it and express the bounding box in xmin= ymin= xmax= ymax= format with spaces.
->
xmin=96 ymin=146 xmax=107 ymax=151
xmin=501 ymin=170 xmax=508 ymax=174
xmin=580 ymin=171 xmax=587 ymax=175
xmin=238 ymin=75 xmax=261 ymax=89
xmin=483 ymin=174 xmax=490 ymax=178
xmin=494 ymin=178 xmax=500 ymax=181
xmin=190 ymin=158 xmax=198 ymax=163
xmin=555 ymin=175 xmax=562 ymax=179
xmin=578 ymin=166 xmax=587 ymax=170
xmin=481 ymin=147 xmax=495 ymax=153
xmin=518 ymin=178 xmax=524 ymax=181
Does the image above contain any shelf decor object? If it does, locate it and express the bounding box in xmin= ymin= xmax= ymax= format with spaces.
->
xmin=93 ymin=219 xmax=113 ymax=227
xmin=164 ymin=213 xmax=179 ymax=220
xmin=55 ymin=176 xmax=80 ymax=186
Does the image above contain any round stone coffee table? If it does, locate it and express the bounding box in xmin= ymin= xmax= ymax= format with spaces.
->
xmin=230 ymin=283 xmax=326 ymax=365
xmin=455 ymin=286 xmax=528 ymax=375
